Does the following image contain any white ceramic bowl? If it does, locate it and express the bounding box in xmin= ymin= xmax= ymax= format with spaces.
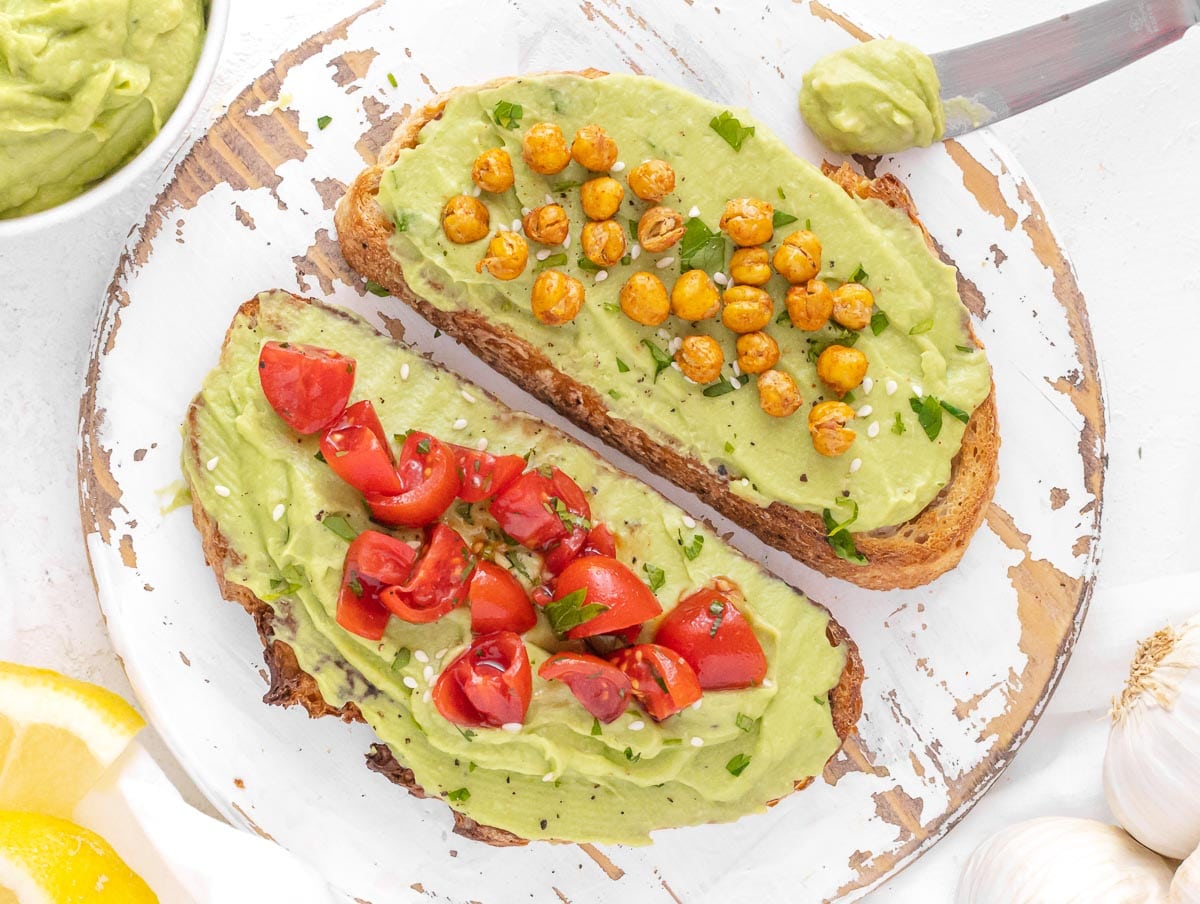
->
xmin=0 ymin=0 xmax=230 ymax=237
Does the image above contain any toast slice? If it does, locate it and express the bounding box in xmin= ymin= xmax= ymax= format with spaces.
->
xmin=184 ymin=291 xmax=864 ymax=845
xmin=335 ymin=71 xmax=999 ymax=590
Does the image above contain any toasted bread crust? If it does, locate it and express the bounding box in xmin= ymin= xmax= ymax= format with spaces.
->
xmin=334 ymin=72 xmax=999 ymax=590
xmin=184 ymin=292 xmax=864 ymax=845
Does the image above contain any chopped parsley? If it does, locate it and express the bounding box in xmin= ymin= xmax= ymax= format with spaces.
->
xmin=491 ymin=100 xmax=523 ymax=129
xmin=390 ymin=648 xmax=411 ymax=670
xmin=735 ymin=712 xmax=758 ymax=733
xmin=678 ymin=217 xmax=726 ymax=274
xmin=709 ymin=110 xmax=755 ymax=150
xmin=892 ymin=412 xmax=906 ymax=435
xmin=551 ymin=497 xmax=591 ymax=532
xmin=642 ymin=563 xmax=666 ymax=593
xmin=455 ymin=726 xmax=477 ymax=742
xmin=940 ymin=399 xmax=970 ymax=423
xmin=956 ymin=344 xmax=975 ymax=353
xmin=544 ymin=588 xmax=608 ymax=637
xmin=624 ymin=747 xmax=641 ymax=763
xmin=320 ymin=514 xmax=357 ymax=542
xmin=726 ymin=753 xmax=752 ymax=777
xmin=909 ymin=395 xmax=945 ymax=440
xmin=616 ymin=357 xmax=630 ymax=373
xmin=909 ymin=317 xmax=935 ymax=335
xmin=365 ymin=279 xmax=389 ymax=297
xmin=772 ymin=210 xmax=799 ymax=228
xmin=627 ymin=218 xmax=640 ymax=242
xmin=870 ymin=310 xmax=889 ymax=335
xmin=416 ymin=437 xmax=431 ymax=454
xmin=708 ymin=599 xmax=727 ymax=637
xmin=393 ymin=211 xmax=412 ymax=232
xmin=678 ymin=532 xmax=704 ymax=560
xmin=535 ymin=252 xmax=568 ymax=271
xmin=822 ymin=499 xmax=867 ymax=565
xmin=446 ymin=787 xmax=471 ymax=803
xmin=552 ymin=180 xmax=583 ymax=192
xmin=702 ymin=374 xmax=747 ymax=397
xmin=591 ymin=718 xmax=602 ymax=737
xmin=776 ymin=186 xmax=787 ymax=200
xmin=348 ymin=577 xmax=363 ymax=596
xmin=387 ymin=72 xmax=398 ymax=88
xmin=814 ymin=695 xmax=827 ymax=706
xmin=455 ymin=502 xmax=474 ymax=524
xmin=849 ymin=264 xmax=869 ymax=284
xmin=316 ymin=115 xmax=332 ymax=130
xmin=262 ymin=577 xmax=302 ymax=602
xmin=724 ymin=441 xmax=735 ymax=454
xmin=576 ymin=256 xmax=602 ymax=273
xmin=641 ymin=338 xmax=673 ymax=382
xmin=806 ymin=327 xmax=860 ymax=363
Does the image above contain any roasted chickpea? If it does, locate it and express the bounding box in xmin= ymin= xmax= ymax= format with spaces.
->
xmin=581 ymin=220 xmax=627 ymax=269
xmin=832 ymin=282 xmax=875 ymax=330
xmin=627 ymin=159 xmax=676 ymax=202
xmin=522 ymin=122 xmax=571 ymax=175
xmin=571 ymin=124 xmax=619 ymax=172
xmin=470 ymin=148 xmax=515 ymax=193
xmin=808 ymin=400 xmax=857 ymax=457
xmin=442 ymin=194 xmax=490 ymax=244
xmin=773 ymin=230 xmax=822 ymax=284
xmin=531 ymin=271 xmax=585 ymax=325
xmin=675 ymin=335 xmax=725 ymax=384
xmin=475 ymin=231 xmax=529 ymax=281
xmin=735 ymin=331 xmax=780 ymax=375
xmin=522 ymin=203 xmax=569 ymax=246
xmin=637 ymin=206 xmax=685 ymax=253
xmin=785 ymin=279 xmax=834 ymax=331
xmin=816 ymin=345 xmax=868 ymax=395
xmin=670 ymin=269 xmax=720 ymax=321
xmin=757 ymin=370 xmax=803 ymax=418
xmin=721 ymin=285 xmax=774 ymax=334
xmin=581 ymin=176 xmax=625 ymax=220
xmin=728 ymin=247 xmax=771 ymax=286
xmin=619 ymin=272 xmax=670 ymax=326
xmin=719 ymin=197 xmax=774 ymax=247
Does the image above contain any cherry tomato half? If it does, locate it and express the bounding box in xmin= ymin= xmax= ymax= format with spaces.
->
xmin=335 ymin=530 xmax=416 ymax=640
xmin=581 ymin=523 xmax=616 ymax=559
xmin=320 ymin=400 xmax=403 ymax=496
xmin=380 ymin=523 xmax=475 ymax=623
xmin=451 ymin=445 xmax=525 ymax=504
xmin=258 ymin=341 xmax=355 ymax=434
xmin=546 ymin=521 xmax=618 ymax=575
xmin=433 ymin=631 xmax=532 ymax=728
xmin=654 ymin=586 xmax=767 ymax=690
xmin=609 ymin=644 xmax=702 ymax=721
xmin=538 ymin=652 xmax=632 ymax=723
xmin=366 ymin=432 xmax=460 ymax=527
xmin=552 ymin=555 xmax=662 ymax=640
xmin=489 ymin=468 xmax=590 ymax=551
xmin=468 ymin=561 xmax=536 ymax=635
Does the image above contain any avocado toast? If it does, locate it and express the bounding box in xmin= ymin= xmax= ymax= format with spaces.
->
xmin=336 ymin=70 xmax=999 ymax=590
xmin=183 ymin=290 xmax=863 ymax=845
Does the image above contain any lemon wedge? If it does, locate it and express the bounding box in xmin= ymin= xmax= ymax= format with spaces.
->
xmin=0 ymin=811 xmax=157 ymax=903
xmin=0 ymin=663 xmax=144 ymax=818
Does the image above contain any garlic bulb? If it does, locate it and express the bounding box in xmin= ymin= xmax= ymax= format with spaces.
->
xmin=957 ymin=817 xmax=1172 ymax=903
xmin=1172 ymin=844 xmax=1200 ymax=903
xmin=1105 ymin=620 xmax=1200 ymax=859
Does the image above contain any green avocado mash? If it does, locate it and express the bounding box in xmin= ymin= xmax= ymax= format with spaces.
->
xmin=375 ymin=73 xmax=988 ymax=533
xmin=0 ymin=0 xmax=206 ymax=218
xmin=184 ymin=293 xmax=848 ymax=844
xmin=799 ymin=39 xmax=945 ymax=155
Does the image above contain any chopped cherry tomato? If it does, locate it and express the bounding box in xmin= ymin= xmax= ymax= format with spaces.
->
xmin=654 ymin=586 xmax=767 ymax=690
xmin=258 ymin=341 xmax=355 ymax=434
xmin=539 ymin=652 xmax=632 ymax=723
xmin=489 ymin=468 xmax=590 ymax=550
xmin=335 ymin=530 xmax=416 ymax=640
xmin=546 ymin=521 xmax=617 ymax=575
xmin=433 ymin=631 xmax=532 ymax=728
xmin=319 ymin=400 xmax=403 ymax=495
xmin=380 ymin=524 xmax=475 ymax=623
xmin=552 ymin=555 xmax=662 ymax=640
xmin=468 ymin=561 xmax=536 ymax=635
xmin=609 ymin=644 xmax=702 ymax=721
xmin=451 ymin=445 xmax=525 ymax=504
xmin=366 ymin=431 xmax=460 ymax=527
xmin=581 ymin=523 xmax=616 ymax=559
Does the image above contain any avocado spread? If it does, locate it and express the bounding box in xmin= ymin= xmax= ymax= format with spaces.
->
xmin=375 ymin=73 xmax=989 ymax=534
xmin=0 ymin=0 xmax=206 ymax=218
xmin=799 ymin=39 xmax=945 ymax=154
xmin=185 ymin=293 xmax=848 ymax=844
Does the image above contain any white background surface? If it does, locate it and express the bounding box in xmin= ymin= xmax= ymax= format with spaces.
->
xmin=0 ymin=1 xmax=1197 ymax=900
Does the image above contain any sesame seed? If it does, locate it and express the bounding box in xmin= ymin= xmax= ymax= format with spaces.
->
xmin=544 ymin=193 xmax=553 ymax=206
xmin=682 ymin=515 xmax=696 ymax=529
xmin=511 ymin=219 xmax=522 ymax=233
xmin=857 ymin=405 xmax=873 ymax=418
xmin=885 ymin=379 xmax=898 ymax=396
xmin=542 ymin=772 xmax=557 ymax=782
xmin=612 ymin=160 xmax=627 ymax=172
xmin=435 ymin=648 xmax=448 ymax=659
xmin=461 ymin=390 xmax=476 ymax=404
xmin=911 ymin=383 xmax=923 ymax=397
xmin=272 ymin=504 xmax=286 ymax=522
xmin=414 ymin=650 xmax=429 ymax=663
xmin=630 ymin=244 xmax=642 ymax=260
xmin=521 ymin=206 xmax=531 ymax=216
xmin=688 ymin=205 xmax=700 ymax=218
xmin=863 ymin=377 xmax=874 ymax=394
xmin=628 ymin=720 xmax=645 ymax=731
xmin=690 ymin=737 xmax=704 ymax=747
xmin=400 ymin=363 xmax=410 ymax=381
xmin=214 ymin=485 xmax=231 ymax=497
xmin=595 ymin=270 xmax=609 ymax=283
xmin=423 ymin=665 xmax=434 ymax=682
xmin=849 ymin=458 xmax=862 ymax=473
xmin=476 ymin=437 xmax=489 ymax=451
xmin=762 ymin=678 xmax=773 ymax=688
xmin=670 ymin=361 xmax=682 ymax=372
xmin=452 ymin=418 xmax=468 ymax=430
xmin=867 ymin=422 xmax=880 ymax=438
xmin=402 ymin=676 xmax=418 ymax=689
xmin=656 ymin=256 xmax=675 ymax=269
xmin=471 ymin=185 xmax=482 ymax=197
xmin=206 ymin=456 xmax=219 ymax=471
xmin=668 ymin=337 xmax=682 ymax=354
xmin=732 ymin=361 xmax=742 ymax=378
xmin=741 ymin=478 xmax=750 ymax=487
xmin=713 ymin=271 xmax=728 ymax=286
xmin=536 ymin=248 xmax=552 ymax=261
xmin=562 ymin=233 xmax=571 ymax=249
xmin=657 ymin=328 xmax=671 ymax=341
xmin=501 ymin=722 xmax=522 ymax=733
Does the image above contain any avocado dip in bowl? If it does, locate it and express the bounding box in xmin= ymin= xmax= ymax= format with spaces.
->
xmin=0 ymin=0 xmax=228 ymax=232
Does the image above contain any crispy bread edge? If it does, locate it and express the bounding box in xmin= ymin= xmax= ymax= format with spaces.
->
xmin=183 ymin=291 xmax=864 ymax=846
xmin=334 ymin=72 xmax=1000 ymax=590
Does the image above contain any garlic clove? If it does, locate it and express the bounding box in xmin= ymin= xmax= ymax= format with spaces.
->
xmin=1172 ymin=843 xmax=1200 ymax=903
xmin=958 ymin=817 xmax=1172 ymax=904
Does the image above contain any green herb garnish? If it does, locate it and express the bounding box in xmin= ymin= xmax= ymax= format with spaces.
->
xmin=806 ymin=327 xmax=860 ymax=363
xmin=552 ymin=180 xmax=583 ymax=192
xmin=544 ymin=588 xmax=608 ymax=637
xmin=535 ymin=252 xmax=568 ymax=271
xmin=703 ymin=374 xmax=745 ymax=397
xmin=726 ymin=753 xmax=752 ymax=777
xmin=709 ymin=111 xmax=755 ymax=150
xmin=616 ymin=357 xmax=630 ymax=373
xmin=822 ymin=499 xmax=867 ymax=565
xmin=772 ymin=210 xmax=799 ymax=228
xmin=317 ymin=115 xmax=332 ymax=130
xmin=892 ymin=412 xmax=906 ymax=435
xmin=735 ymin=713 xmax=757 ymax=733
xmin=447 ymin=787 xmax=471 ymax=803
xmin=491 ymin=100 xmax=523 ymax=129
xmin=849 ymin=264 xmax=868 ymax=284
xmin=679 ymin=217 xmax=726 ymax=274
xmin=321 ymin=514 xmax=357 ymax=542
xmin=577 ymin=256 xmax=602 ymax=273
xmin=956 ymin=344 xmax=975 ymax=353
xmin=870 ymin=310 xmax=889 ymax=335
xmin=416 ymin=437 xmax=431 ymax=455
xmin=776 ymin=187 xmax=787 ymax=200
xmin=642 ymin=563 xmax=666 ymax=593
xmin=394 ymin=211 xmax=411 ymax=233
xmin=391 ymin=648 xmax=411 ymax=670
xmin=641 ymin=338 xmax=673 ymax=382
xmin=709 ymin=599 xmax=726 ymax=637
xmin=909 ymin=318 xmax=935 ymax=335
xmin=456 ymin=502 xmax=474 ymax=524
xmin=624 ymin=747 xmax=641 ymax=763
xmin=724 ymin=441 xmax=735 ymax=454
xmin=909 ymin=395 xmax=945 ymax=441
xmin=365 ymin=279 xmax=389 ymax=297
xmin=591 ymin=718 xmax=602 ymax=737
xmin=940 ymin=399 xmax=970 ymax=423
xmin=678 ymin=533 xmax=704 ymax=561
xmin=387 ymin=72 xmax=398 ymax=88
